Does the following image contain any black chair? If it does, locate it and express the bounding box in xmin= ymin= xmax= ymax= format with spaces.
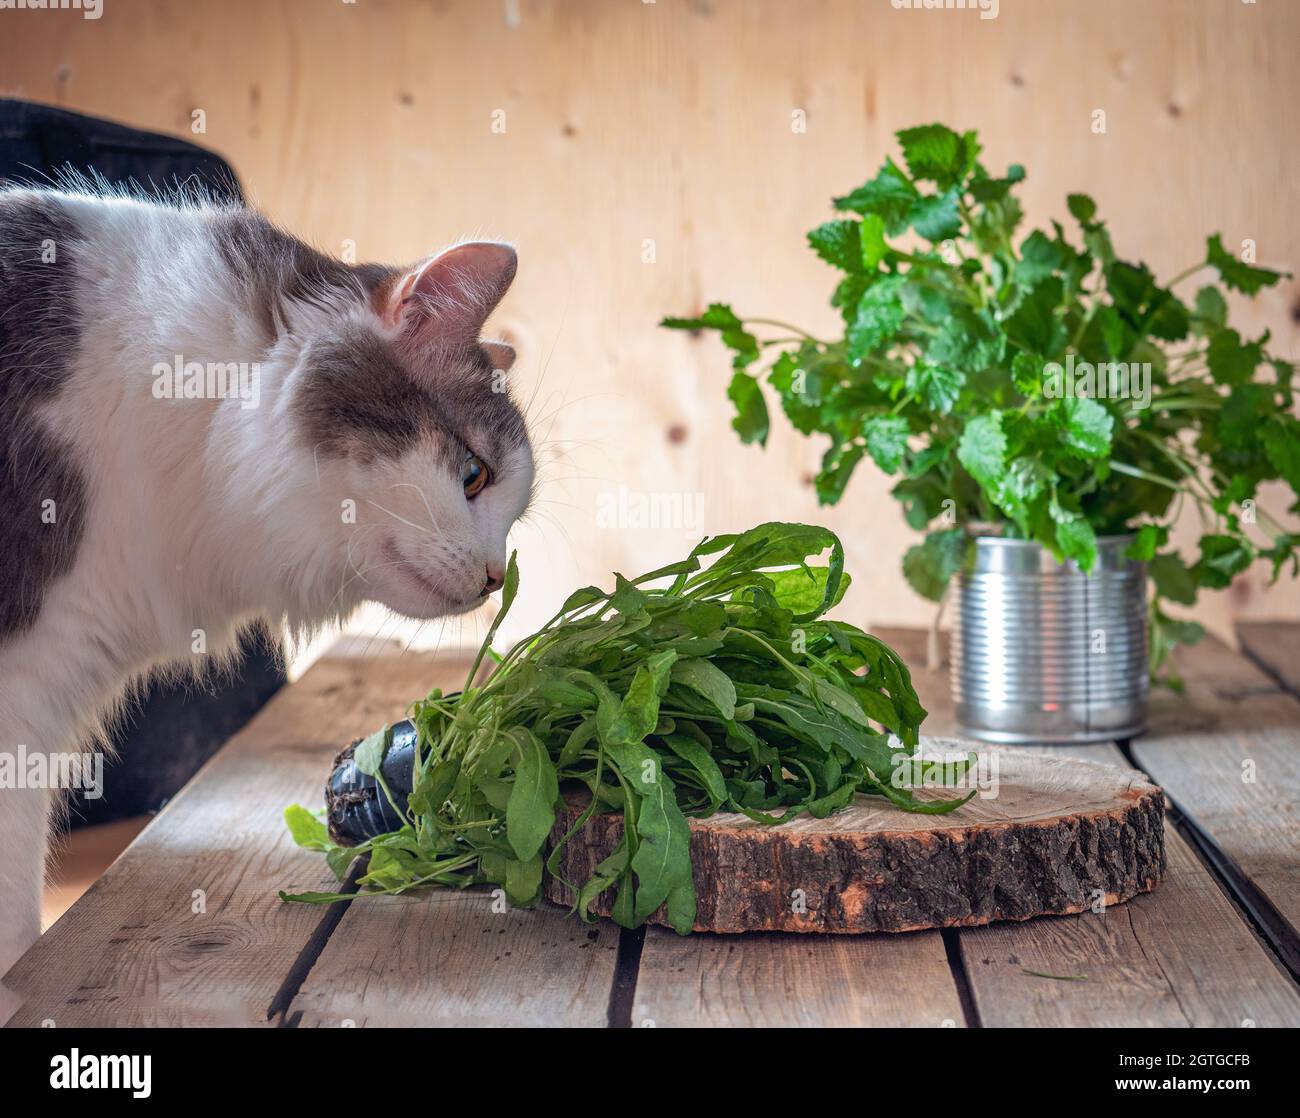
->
xmin=0 ymin=99 xmax=285 ymax=826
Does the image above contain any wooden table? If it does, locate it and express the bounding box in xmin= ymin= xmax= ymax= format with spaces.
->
xmin=6 ymin=624 xmax=1300 ymax=1028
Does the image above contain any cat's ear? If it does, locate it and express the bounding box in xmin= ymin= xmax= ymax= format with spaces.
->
xmin=380 ymin=241 xmax=517 ymax=345
xmin=481 ymin=340 xmax=516 ymax=372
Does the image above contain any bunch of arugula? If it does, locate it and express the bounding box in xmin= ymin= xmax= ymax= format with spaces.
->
xmin=663 ymin=123 xmax=1299 ymax=681
xmin=283 ymin=522 xmax=971 ymax=933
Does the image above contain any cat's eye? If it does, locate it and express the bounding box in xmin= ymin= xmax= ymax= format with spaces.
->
xmin=462 ymin=453 xmax=490 ymax=499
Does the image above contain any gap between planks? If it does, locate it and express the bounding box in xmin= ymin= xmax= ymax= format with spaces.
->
xmin=878 ymin=628 xmax=1300 ymax=1028
xmin=2 ymin=649 xmax=476 ymax=1028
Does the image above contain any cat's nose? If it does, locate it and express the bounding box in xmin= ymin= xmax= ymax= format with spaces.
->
xmin=483 ymin=565 xmax=505 ymax=595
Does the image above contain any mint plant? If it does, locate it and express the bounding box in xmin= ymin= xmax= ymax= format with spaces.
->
xmin=663 ymin=123 xmax=1298 ymax=679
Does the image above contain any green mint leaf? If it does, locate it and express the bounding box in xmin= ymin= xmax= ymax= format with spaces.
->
xmin=1048 ymin=497 xmax=1098 ymax=569
xmin=1016 ymin=230 xmax=1065 ymax=288
xmin=1005 ymin=276 xmax=1065 ymax=355
xmin=1193 ymin=534 xmax=1253 ymax=589
xmin=1146 ymin=290 xmax=1190 ymax=342
xmin=906 ymin=362 xmax=964 ymax=414
xmin=833 ymin=157 xmax=917 ymax=233
xmin=968 ymin=162 xmax=1025 ymax=203
xmin=815 ymin=441 xmax=864 ymax=505
xmin=807 ymin=220 xmax=862 ymax=272
xmin=1056 ymin=396 xmax=1114 ymax=458
xmin=1067 ymin=193 xmax=1097 ymax=224
xmin=660 ymin=302 xmax=743 ymax=331
xmin=902 ymin=529 xmax=969 ymax=601
xmin=859 ymin=213 xmax=888 ymax=269
xmin=1261 ymin=418 xmax=1300 ymax=491
xmin=1126 ymin=525 xmax=1168 ymax=562
xmin=847 ymin=276 xmax=906 ymax=361
xmin=896 ymin=122 xmax=966 ymax=187
xmin=957 ymin=411 xmax=1006 ymax=492
xmin=1192 ymin=285 xmax=1227 ymax=334
xmin=1055 ymin=515 xmax=1098 ymax=569
xmin=862 ymin=415 xmax=910 ymax=474
xmin=1149 ymin=552 xmax=1198 ymax=604
xmin=1206 ymin=233 xmax=1287 ymax=295
xmin=727 ymin=370 xmax=770 ymax=445
xmin=1207 ymin=327 xmax=1266 ymax=386
xmin=908 ymin=189 xmax=961 ymax=242
xmin=1011 ymin=352 xmax=1041 ymax=395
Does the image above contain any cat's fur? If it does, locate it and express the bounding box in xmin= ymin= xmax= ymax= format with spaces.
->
xmin=0 ymin=184 xmax=534 ymax=1001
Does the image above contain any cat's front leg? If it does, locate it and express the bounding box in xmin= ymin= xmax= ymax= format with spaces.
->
xmin=0 ymin=780 xmax=50 ymax=1023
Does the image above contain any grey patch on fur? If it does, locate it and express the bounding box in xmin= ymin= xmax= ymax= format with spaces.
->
xmin=0 ymin=191 xmax=90 ymax=641
xmin=208 ymin=209 xmax=395 ymax=343
xmin=212 ymin=209 xmax=529 ymax=479
xmin=295 ymin=329 xmax=529 ymax=477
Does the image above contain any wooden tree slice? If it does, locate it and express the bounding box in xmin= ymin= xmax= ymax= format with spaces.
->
xmin=543 ymin=743 xmax=1166 ymax=934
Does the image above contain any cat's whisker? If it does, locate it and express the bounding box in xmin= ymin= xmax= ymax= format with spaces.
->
xmin=363 ymin=498 xmax=434 ymax=537
xmin=329 ymin=524 xmax=381 ymax=611
xmin=389 ymin=481 xmax=442 ymax=535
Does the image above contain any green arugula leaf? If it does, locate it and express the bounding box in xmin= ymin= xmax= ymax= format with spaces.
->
xmin=506 ymin=731 xmax=560 ymax=862
xmin=353 ymin=724 xmax=391 ymax=777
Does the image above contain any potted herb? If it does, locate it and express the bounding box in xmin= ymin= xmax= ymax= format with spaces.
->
xmin=664 ymin=123 xmax=1299 ymax=741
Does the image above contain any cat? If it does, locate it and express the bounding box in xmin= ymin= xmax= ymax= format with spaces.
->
xmin=0 ymin=183 xmax=535 ymax=1010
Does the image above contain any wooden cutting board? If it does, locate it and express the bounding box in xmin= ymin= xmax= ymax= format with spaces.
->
xmin=543 ymin=743 xmax=1165 ymax=933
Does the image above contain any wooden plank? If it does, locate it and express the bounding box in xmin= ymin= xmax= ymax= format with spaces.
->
xmin=956 ymin=743 xmax=1300 ymax=1027
xmin=287 ymin=889 xmax=620 ymax=1028
xmin=1130 ymin=636 xmax=1300 ymax=935
xmin=632 ymin=929 xmax=964 ymax=1028
xmin=614 ymin=627 xmax=967 ymax=1026
xmin=1238 ymin=621 xmax=1300 ymax=699
xmin=285 ymin=675 xmax=622 ymax=1028
xmin=3 ymin=647 xmax=469 ymax=1027
xmin=877 ymin=629 xmax=1300 ymax=1026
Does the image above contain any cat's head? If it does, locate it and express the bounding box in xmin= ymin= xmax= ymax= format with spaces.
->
xmin=288 ymin=241 xmax=533 ymax=621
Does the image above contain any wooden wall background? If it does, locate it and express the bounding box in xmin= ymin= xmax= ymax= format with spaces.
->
xmin=3 ymin=0 xmax=1297 ymax=662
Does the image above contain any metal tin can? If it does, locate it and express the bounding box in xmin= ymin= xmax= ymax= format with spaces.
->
xmin=951 ymin=534 xmax=1148 ymax=743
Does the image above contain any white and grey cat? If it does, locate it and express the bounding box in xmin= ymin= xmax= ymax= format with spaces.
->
xmin=0 ymin=184 xmax=535 ymax=1001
